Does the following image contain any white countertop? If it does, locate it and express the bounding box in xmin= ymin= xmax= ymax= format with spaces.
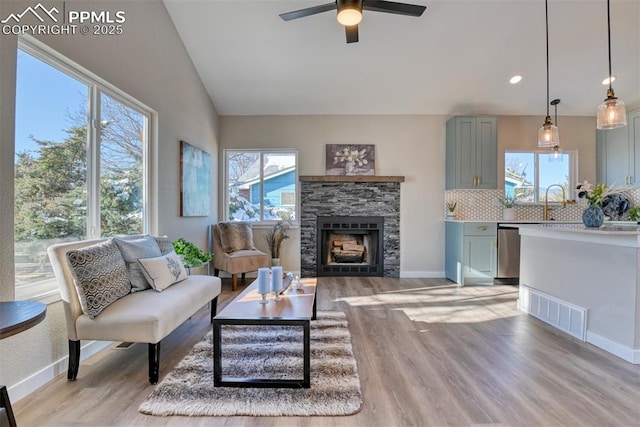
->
xmin=514 ymin=222 xmax=640 ymax=248
xmin=515 ymin=222 xmax=640 ymax=235
xmin=445 ymin=219 xmax=582 ymax=224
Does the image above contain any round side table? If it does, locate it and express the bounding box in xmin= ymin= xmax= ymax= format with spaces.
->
xmin=0 ymin=301 xmax=47 ymax=427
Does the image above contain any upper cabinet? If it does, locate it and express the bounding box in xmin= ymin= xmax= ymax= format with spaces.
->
xmin=597 ymin=110 xmax=640 ymax=187
xmin=446 ymin=116 xmax=497 ymax=189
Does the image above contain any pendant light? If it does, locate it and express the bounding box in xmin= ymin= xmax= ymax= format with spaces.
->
xmin=596 ymin=0 xmax=627 ymax=129
xmin=550 ymin=99 xmax=563 ymax=161
xmin=538 ymin=0 xmax=559 ymax=147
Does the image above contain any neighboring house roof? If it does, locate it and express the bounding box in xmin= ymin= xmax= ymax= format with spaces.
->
xmin=236 ymin=156 xmax=295 ymax=189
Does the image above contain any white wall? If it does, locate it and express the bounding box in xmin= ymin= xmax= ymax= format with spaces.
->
xmin=219 ymin=115 xmax=448 ymax=277
xmin=219 ymin=115 xmax=597 ymax=276
xmin=0 ymin=0 xmax=218 ymax=398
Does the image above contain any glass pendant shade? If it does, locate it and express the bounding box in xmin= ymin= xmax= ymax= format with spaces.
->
xmin=596 ymin=93 xmax=627 ymax=129
xmin=549 ymin=145 xmax=563 ymax=161
xmin=538 ymin=117 xmax=559 ymax=147
xmin=597 ymin=0 xmax=626 ymax=130
xmin=337 ymin=8 xmax=362 ymax=26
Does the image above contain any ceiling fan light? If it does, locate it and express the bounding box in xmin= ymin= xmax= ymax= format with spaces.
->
xmin=337 ymin=7 xmax=362 ymax=26
xmin=597 ymin=95 xmax=627 ymax=129
xmin=538 ymin=117 xmax=559 ymax=147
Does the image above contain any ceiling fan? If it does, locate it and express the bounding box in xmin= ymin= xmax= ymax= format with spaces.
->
xmin=279 ymin=0 xmax=427 ymax=44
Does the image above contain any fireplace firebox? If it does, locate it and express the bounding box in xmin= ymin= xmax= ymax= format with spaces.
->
xmin=317 ymin=216 xmax=384 ymax=277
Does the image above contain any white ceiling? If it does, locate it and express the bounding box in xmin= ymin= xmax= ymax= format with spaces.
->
xmin=163 ymin=0 xmax=640 ymax=117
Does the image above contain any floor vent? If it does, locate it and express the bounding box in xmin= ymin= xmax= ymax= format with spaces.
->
xmin=115 ymin=342 xmax=135 ymax=349
xmin=520 ymin=285 xmax=587 ymax=341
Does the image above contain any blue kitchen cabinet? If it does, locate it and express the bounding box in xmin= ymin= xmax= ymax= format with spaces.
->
xmin=445 ymin=117 xmax=497 ymax=189
xmin=445 ymin=221 xmax=497 ymax=286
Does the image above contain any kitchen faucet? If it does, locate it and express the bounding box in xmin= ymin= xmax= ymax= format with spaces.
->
xmin=543 ymin=184 xmax=567 ymax=220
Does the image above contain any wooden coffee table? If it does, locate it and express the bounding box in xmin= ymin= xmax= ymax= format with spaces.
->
xmin=213 ymin=278 xmax=317 ymax=388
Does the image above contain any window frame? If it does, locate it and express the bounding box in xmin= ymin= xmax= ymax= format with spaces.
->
xmin=223 ymin=149 xmax=299 ymax=224
xmin=14 ymin=36 xmax=156 ymax=302
xmin=504 ymin=148 xmax=578 ymax=204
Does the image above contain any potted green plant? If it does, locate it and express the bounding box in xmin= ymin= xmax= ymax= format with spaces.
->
xmin=445 ymin=202 xmax=457 ymax=219
xmin=627 ymin=206 xmax=640 ymax=223
xmin=172 ymin=237 xmax=212 ymax=267
xmin=497 ymin=194 xmax=517 ymax=220
xmin=265 ymin=220 xmax=290 ymax=266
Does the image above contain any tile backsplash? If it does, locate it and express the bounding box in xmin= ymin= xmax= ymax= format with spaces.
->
xmin=445 ymin=188 xmax=640 ymax=222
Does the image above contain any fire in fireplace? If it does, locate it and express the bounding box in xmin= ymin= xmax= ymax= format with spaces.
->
xmin=317 ymin=216 xmax=384 ymax=276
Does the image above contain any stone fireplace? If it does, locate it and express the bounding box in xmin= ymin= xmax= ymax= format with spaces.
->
xmin=299 ymin=176 xmax=403 ymax=278
xmin=317 ymin=216 xmax=384 ymax=276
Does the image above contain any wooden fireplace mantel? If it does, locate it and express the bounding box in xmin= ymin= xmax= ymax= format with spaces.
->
xmin=299 ymin=175 xmax=405 ymax=183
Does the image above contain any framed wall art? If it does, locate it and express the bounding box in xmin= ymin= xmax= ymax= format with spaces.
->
xmin=325 ymin=144 xmax=375 ymax=176
xmin=180 ymin=140 xmax=211 ymax=216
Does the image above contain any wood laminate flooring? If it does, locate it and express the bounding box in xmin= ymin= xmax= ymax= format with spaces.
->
xmin=13 ymin=277 xmax=640 ymax=426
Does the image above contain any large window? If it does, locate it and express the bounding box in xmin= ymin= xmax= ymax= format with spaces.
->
xmin=505 ymin=149 xmax=577 ymax=203
xmin=225 ymin=150 xmax=298 ymax=222
xmin=14 ymin=39 xmax=151 ymax=300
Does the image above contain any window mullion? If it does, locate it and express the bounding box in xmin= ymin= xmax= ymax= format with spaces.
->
xmin=87 ymin=86 xmax=100 ymax=238
xmin=534 ymin=153 xmax=541 ymax=203
xmin=259 ymin=153 xmax=265 ymax=221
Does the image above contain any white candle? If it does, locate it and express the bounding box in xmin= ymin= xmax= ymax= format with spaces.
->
xmin=271 ymin=266 xmax=283 ymax=291
xmin=257 ymin=268 xmax=270 ymax=294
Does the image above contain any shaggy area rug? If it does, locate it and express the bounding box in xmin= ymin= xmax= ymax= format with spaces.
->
xmin=139 ymin=311 xmax=362 ymax=417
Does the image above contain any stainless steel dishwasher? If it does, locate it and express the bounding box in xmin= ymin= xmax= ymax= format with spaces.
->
xmin=496 ymin=225 xmax=520 ymax=284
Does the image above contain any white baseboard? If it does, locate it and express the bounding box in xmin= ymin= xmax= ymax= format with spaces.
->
xmin=400 ymin=271 xmax=445 ymax=278
xmin=8 ymin=340 xmax=112 ymax=402
xmin=586 ymin=331 xmax=640 ymax=364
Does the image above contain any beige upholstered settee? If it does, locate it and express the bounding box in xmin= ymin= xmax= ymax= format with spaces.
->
xmin=47 ymin=235 xmax=221 ymax=384
xmin=210 ymin=222 xmax=269 ymax=291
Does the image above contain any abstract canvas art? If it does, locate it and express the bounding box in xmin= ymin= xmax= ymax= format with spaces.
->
xmin=325 ymin=144 xmax=375 ymax=176
xmin=180 ymin=140 xmax=211 ymax=216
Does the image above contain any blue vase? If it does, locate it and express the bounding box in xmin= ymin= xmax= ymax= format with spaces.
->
xmin=582 ymin=205 xmax=604 ymax=228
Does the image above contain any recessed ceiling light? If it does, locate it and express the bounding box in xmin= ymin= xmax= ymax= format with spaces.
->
xmin=510 ymin=75 xmax=523 ymax=84
xmin=602 ymin=76 xmax=616 ymax=85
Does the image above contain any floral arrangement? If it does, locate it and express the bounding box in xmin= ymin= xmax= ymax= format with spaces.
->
xmin=265 ymin=220 xmax=290 ymax=259
xmin=172 ymin=237 xmax=212 ymax=267
xmin=333 ymin=146 xmax=369 ymax=168
xmin=497 ymin=194 xmax=517 ymax=208
xmin=576 ymin=181 xmax=611 ymax=207
xmin=446 ymin=202 xmax=457 ymax=213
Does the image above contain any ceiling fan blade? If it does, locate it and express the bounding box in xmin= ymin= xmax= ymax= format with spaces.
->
xmin=345 ymin=25 xmax=359 ymax=43
xmin=363 ymin=0 xmax=426 ymax=17
xmin=279 ymin=3 xmax=337 ymax=21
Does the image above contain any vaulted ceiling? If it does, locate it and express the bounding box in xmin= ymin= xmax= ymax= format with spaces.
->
xmin=164 ymin=0 xmax=640 ymax=117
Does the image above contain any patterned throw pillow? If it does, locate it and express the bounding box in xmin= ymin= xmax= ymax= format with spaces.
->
xmin=137 ymin=251 xmax=188 ymax=292
xmin=113 ymin=235 xmax=162 ymax=292
xmin=66 ymin=239 xmax=131 ymax=319
xmin=154 ymin=236 xmax=174 ymax=255
xmin=217 ymin=222 xmax=254 ymax=253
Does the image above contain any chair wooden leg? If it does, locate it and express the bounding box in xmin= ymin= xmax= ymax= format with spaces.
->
xmin=68 ymin=340 xmax=80 ymax=381
xmin=214 ymin=268 xmax=219 ymax=276
xmin=231 ymin=274 xmax=238 ymax=291
xmin=148 ymin=342 xmax=160 ymax=384
xmin=241 ymin=272 xmax=246 ymax=285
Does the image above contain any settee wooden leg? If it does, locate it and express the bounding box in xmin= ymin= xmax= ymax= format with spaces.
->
xmin=241 ymin=272 xmax=246 ymax=285
xmin=214 ymin=268 xmax=219 ymax=276
xmin=149 ymin=342 xmax=160 ymax=384
xmin=68 ymin=340 xmax=80 ymax=381
xmin=231 ymin=274 xmax=238 ymax=291
xmin=210 ymin=297 xmax=218 ymax=323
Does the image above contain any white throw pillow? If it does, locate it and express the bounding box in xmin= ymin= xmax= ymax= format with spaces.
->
xmin=137 ymin=251 xmax=188 ymax=291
